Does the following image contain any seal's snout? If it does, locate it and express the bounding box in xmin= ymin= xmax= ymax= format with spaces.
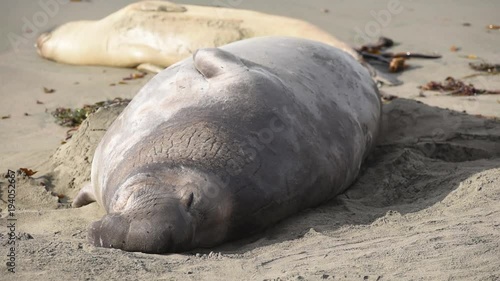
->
xmin=87 ymin=211 xmax=185 ymax=253
xmin=88 ymin=214 xmax=129 ymax=250
xmin=36 ymin=32 xmax=51 ymax=55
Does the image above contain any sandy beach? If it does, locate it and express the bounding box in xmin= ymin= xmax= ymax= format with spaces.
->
xmin=0 ymin=0 xmax=499 ymax=280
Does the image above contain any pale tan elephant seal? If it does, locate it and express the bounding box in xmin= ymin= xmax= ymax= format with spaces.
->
xmin=36 ymin=0 xmax=361 ymax=72
xmin=72 ymin=37 xmax=381 ymax=253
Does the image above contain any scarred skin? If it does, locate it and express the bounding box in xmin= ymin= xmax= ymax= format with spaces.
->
xmin=36 ymin=1 xmax=361 ymax=68
xmin=73 ymin=37 xmax=381 ymax=253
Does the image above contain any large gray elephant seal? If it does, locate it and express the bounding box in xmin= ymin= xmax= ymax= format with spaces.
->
xmin=73 ymin=36 xmax=381 ymax=253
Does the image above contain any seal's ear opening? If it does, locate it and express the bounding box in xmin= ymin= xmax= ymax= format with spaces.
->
xmin=193 ymin=48 xmax=248 ymax=79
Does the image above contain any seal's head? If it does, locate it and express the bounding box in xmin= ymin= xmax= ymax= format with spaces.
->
xmin=36 ymin=21 xmax=95 ymax=64
xmin=88 ymin=168 xmax=232 ymax=253
xmin=87 ymin=194 xmax=194 ymax=253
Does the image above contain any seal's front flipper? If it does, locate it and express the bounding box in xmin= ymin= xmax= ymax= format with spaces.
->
xmin=72 ymin=182 xmax=96 ymax=208
xmin=137 ymin=63 xmax=165 ymax=74
xmin=131 ymin=1 xmax=187 ymax=12
xmin=116 ymin=43 xmax=178 ymax=68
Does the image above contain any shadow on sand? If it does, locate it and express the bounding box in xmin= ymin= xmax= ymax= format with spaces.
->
xmin=206 ymin=98 xmax=500 ymax=254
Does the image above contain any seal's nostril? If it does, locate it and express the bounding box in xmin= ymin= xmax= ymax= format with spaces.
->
xmin=36 ymin=32 xmax=51 ymax=53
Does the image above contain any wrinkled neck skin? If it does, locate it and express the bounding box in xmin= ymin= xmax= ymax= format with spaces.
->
xmin=89 ymin=167 xmax=232 ymax=253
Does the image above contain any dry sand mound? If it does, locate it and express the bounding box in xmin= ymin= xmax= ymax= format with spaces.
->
xmin=1 ymin=98 xmax=499 ymax=280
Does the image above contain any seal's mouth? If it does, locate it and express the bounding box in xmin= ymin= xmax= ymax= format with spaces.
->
xmin=36 ymin=32 xmax=51 ymax=56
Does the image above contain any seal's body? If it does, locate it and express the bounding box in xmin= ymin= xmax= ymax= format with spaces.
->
xmin=36 ymin=1 xmax=359 ymax=69
xmin=73 ymin=37 xmax=381 ymax=253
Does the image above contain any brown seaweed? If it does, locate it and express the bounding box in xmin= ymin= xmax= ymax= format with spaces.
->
xmin=358 ymin=37 xmax=394 ymax=54
xmin=469 ymin=62 xmax=500 ymax=73
xmin=389 ymin=58 xmax=406 ymax=73
xmin=380 ymin=52 xmax=441 ymax=59
xmin=122 ymin=72 xmax=147 ymax=81
xmin=419 ymin=77 xmax=500 ymax=96
xmin=357 ymin=37 xmax=441 ymax=72
xmin=52 ymin=97 xmax=131 ymax=128
xmin=18 ymin=168 xmax=38 ymax=177
xmin=43 ymin=87 xmax=55 ymax=94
